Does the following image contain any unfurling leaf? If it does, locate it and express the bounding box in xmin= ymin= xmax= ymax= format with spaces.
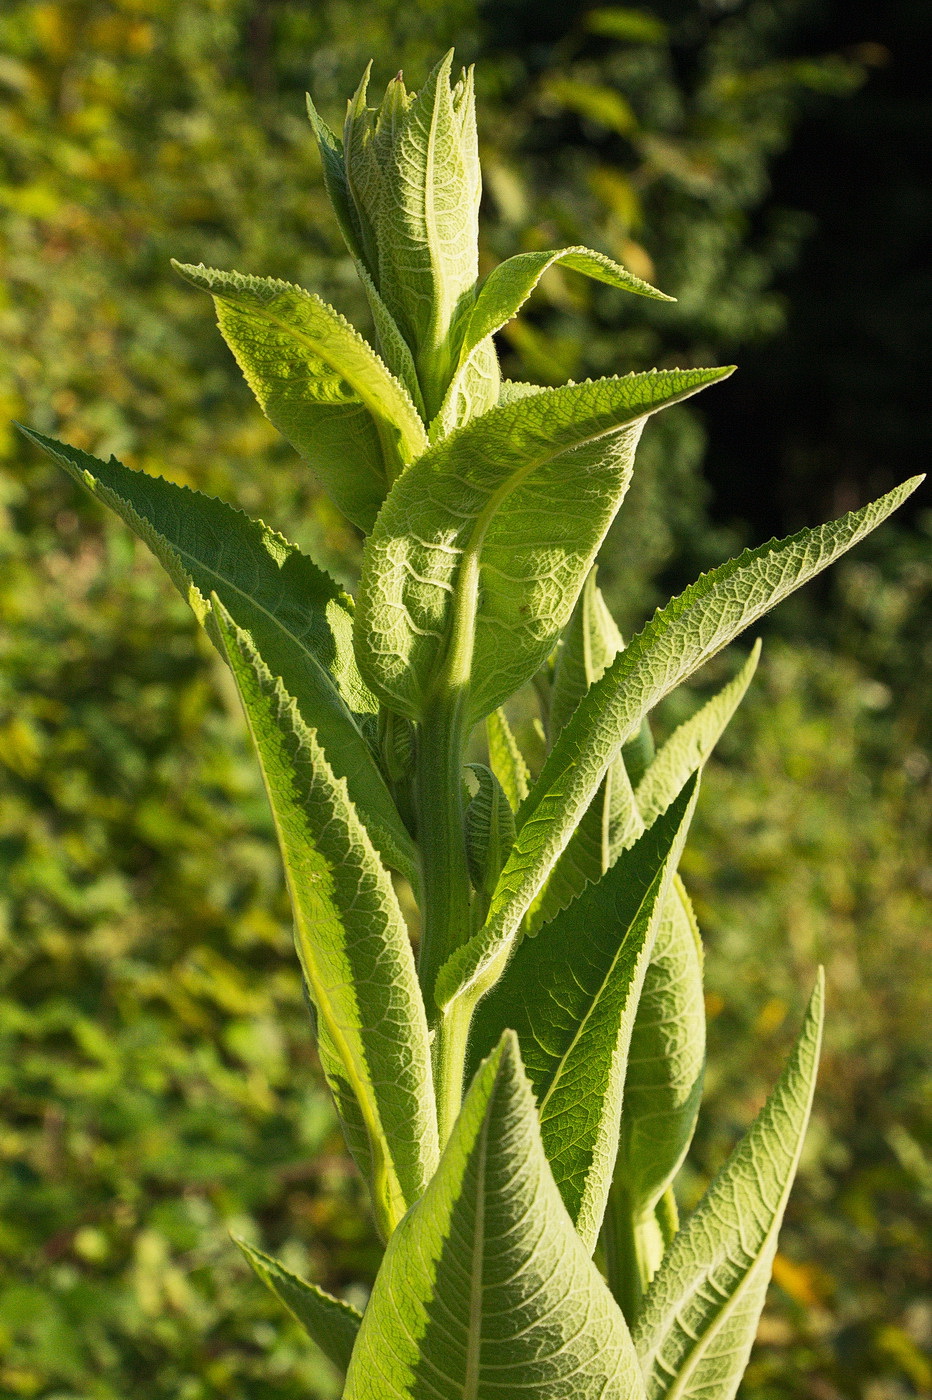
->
xmin=633 ymin=973 xmax=825 ymax=1400
xmin=234 ymin=1237 xmax=361 ymax=1374
xmin=464 ymin=764 xmax=515 ymax=898
xmin=343 ymin=1031 xmax=646 ymax=1400
xmin=469 ymin=777 xmax=699 ymax=1250
xmin=212 ymin=604 xmax=437 ymax=1237
xmin=356 ymin=366 xmax=732 ymax=727
xmin=485 ymin=708 xmax=531 ymax=810
xmin=19 ymin=428 xmax=418 ymax=885
xmin=438 ymin=475 xmax=922 ymax=1012
xmin=172 ymin=263 xmax=428 ymax=531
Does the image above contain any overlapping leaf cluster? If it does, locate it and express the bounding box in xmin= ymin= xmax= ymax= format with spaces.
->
xmin=25 ymin=52 xmax=921 ymax=1400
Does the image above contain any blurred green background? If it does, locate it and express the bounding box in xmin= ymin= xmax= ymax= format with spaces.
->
xmin=1 ymin=1 xmax=929 ymax=1396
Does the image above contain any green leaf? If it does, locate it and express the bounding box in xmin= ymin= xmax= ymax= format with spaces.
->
xmin=617 ymin=875 xmax=705 ymax=1221
xmin=464 ymin=764 xmax=515 ymax=898
xmin=343 ymin=1031 xmax=646 ymax=1400
xmin=433 ymin=245 xmax=669 ymax=436
xmin=635 ymin=640 xmax=761 ymax=829
xmin=19 ymin=428 xmax=419 ymax=886
xmin=485 ymin=708 xmax=530 ymax=810
xmin=212 ymin=603 xmax=437 ymax=1236
xmin=342 ymin=53 xmax=483 ymax=420
xmin=633 ymin=974 xmax=826 ymax=1400
xmin=234 ymin=1237 xmax=361 ymax=1374
xmin=356 ymin=367 xmax=732 ymax=726
xmin=550 ymin=567 xmax=625 ymax=738
xmin=172 ymin=262 xmax=428 ymax=532
xmin=437 ymin=475 xmax=921 ymax=1011
xmin=469 ymin=777 xmax=699 ymax=1251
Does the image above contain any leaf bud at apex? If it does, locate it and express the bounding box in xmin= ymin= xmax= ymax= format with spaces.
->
xmin=465 ymin=763 xmax=516 ymax=899
xmin=342 ymin=51 xmax=482 ymax=419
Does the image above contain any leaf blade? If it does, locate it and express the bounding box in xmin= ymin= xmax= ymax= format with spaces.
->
xmin=20 ymin=428 xmax=419 ymax=886
xmin=213 ymin=604 xmax=438 ymax=1235
xmin=344 ymin=1031 xmax=646 ymax=1400
xmin=234 ymin=1237 xmax=361 ymax=1374
xmin=469 ymin=777 xmax=699 ymax=1251
xmin=633 ymin=974 xmax=825 ymax=1400
xmin=438 ymin=476 xmax=921 ymax=1010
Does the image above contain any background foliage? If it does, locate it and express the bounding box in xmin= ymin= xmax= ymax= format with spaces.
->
xmin=0 ymin=1 xmax=928 ymax=1397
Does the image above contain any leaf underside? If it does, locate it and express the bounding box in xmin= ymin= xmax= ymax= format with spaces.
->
xmin=234 ymin=1237 xmax=361 ymax=1374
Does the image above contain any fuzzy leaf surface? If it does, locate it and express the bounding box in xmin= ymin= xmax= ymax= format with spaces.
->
xmin=344 ymin=1032 xmax=645 ymax=1400
xmin=173 ymin=263 xmax=428 ymax=531
xmin=21 ymin=429 xmax=418 ymax=884
xmin=234 ymin=1237 xmax=361 ymax=1374
xmin=633 ymin=974 xmax=825 ymax=1400
xmin=485 ymin=709 xmax=530 ymax=810
xmin=437 ymin=476 xmax=920 ymax=1009
xmin=214 ymin=606 xmax=437 ymax=1235
xmin=635 ymin=641 xmax=761 ymax=829
xmin=469 ymin=778 xmax=699 ymax=1250
xmin=357 ymin=367 xmax=732 ymax=725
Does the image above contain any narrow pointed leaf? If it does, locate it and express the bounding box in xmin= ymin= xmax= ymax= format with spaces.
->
xmin=635 ymin=640 xmax=761 ymax=828
xmin=234 ymin=1237 xmax=361 ymax=1374
xmin=486 ymin=708 xmax=530 ymax=810
xmin=344 ymin=1031 xmax=646 ymax=1400
xmin=172 ymin=263 xmax=428 ymax=531
xmin=617 ymin=876 xmax=705 ymax=1219
xmin=550 ymin=568 xmax=625 ymax=738
xmin=20 ymin=428 xmax=419 ymax=885
xmin=357 ymin=366 xmax=733 ymax=726
xmin=470 ymin=777 xmax=699 ymax=1250
xmin=213 ymin=605 xmax=437 ymax=1236
xmin=633 ymin=974 xmax=825 ymax=1400
xmin=437 ymin=476 xmax=921 ymax=1010
xmin=465 ymin=764 xmax=515 ymax=897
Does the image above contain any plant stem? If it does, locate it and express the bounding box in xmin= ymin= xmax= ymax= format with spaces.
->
xmin=602 ymin=1179 xmax=664 ymax=1326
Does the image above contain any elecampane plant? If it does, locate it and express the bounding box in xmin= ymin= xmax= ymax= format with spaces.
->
xmin=23 ymin=53 xmax=921 ymax=1400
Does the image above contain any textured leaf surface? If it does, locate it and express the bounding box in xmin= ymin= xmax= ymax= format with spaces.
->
xmin=486 ymin=708 xmax=530 ymax=810
xmin=234 ymin=1237 xmax=361 ymax=1374
xmin=437 ymin=476 xmax=920 ymax=1009
xmin=465 ymin=764 xmax=515 ymax=897
xmin=213 ymin=606 xmax=437 ymax=1235
xmin=344 ymin=1032 xmax=645 ymax=1400
xmin=21 ymin=429 xmax=418 ymax=884
xmin=357 ymin=367 xmax=732 ymax=725
xmin=635 ymin=641 xmax=760 ymax=829
xmin=469 ymin=778 xmax=698 ymax=1250
xmin=434 ymin=245 xmax=668 ymax=435
xmin=633 ymin=974 xmax=825 ymax=1400
xmin=619 ymin=876 xmax=705 ymax=1219
xmin=173 ymin=263 xmax=428 ymax=532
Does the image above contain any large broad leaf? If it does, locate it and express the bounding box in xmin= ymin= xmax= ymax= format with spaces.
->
xmin=356 ymin=367 xmax=732 ymax=726
xmin=635 ymin=641 xmax=760 ymax=829
xmin=437 ymin=476 xmax=921 ymax=1011
xmin=432 ymin=245 xmax=670 ymax=436
xmin=469 ymin=778 xmax=699 ymax=1252
xmin=616 ymin=875 xmax=705 ymax=1225
xmin=20 ymin=429 xmax=419 ymax=885
xmin=173 ymin=263 xmax=428 ymax=532
xmin=234 ymin=1237 xmax=361 ymax=1374
xmin=343 ymin=1031 xmax=646 ymax=1400
xmin=213 ymin=605 xmax=437 ymax=1236
xmin=633 ymin=974 xmax=825 ymax=1400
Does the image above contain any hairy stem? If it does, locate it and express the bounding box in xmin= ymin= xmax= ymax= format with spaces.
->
xmin=602 ymin=1179 xmax=664 ymax=1325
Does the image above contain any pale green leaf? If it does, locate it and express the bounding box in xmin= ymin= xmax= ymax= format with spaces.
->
xmin=356 ymin=367 xmax=732 ymax=726
xmin=469 ymin=777 xmax=699 ymax=1251
xmin=633 ymin=974 xmax=825 ymax=1400
xmin=172 ymin=262 xmax=428 ymax=531
xmin=550 ymin=567 xmax=625 ymax=738
xmin=433 ymin=244 xmax=668 ymax=436
xmin=437 ymin=475 xmax=921 ymax=1011
xmin=19 ymin=428 xmax=419 ymax=886
xmin=465 ymin=763 xmax=515 ymax=898
xmin=234 ymin=1237 xmax=361 ymax=1374
xmin=617 ymin=875 xmax=705 ymax=1220
xmin=343 ymin=1031 xmax=646 ymax=1400
xmin=485 ymin=708 xmax=530 ymax=810
xmin=212 ymin=604 xmax=437 ymax=1236
xmin=635 ymin=640 xmax=761 ymax=828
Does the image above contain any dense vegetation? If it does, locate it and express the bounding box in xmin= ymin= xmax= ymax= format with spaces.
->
xmin=1 ymin=2 xmax=928 ymax=1398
